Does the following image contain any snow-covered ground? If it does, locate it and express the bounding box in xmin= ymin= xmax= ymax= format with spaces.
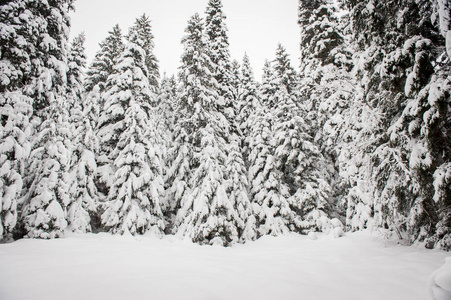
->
xmin=0 ymin=230 xmax=448 ymax=300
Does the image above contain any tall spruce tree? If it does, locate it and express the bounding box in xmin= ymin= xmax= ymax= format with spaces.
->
xmin=238 ymin=53 xmax=260 ymax=146
xmin=389 ymin=0 xmax=451 ymax=248
xmin=339 ymin=0 xmax=451 ymax=250
xmin=86 ymin=25 xmax=124 ymax=199
xmin=156 ymin=75 xmax=177 ymax=217
xmin=128 ymin=14 xmax=159 ymax=93
xmin=66 ymin=32 xmax=98 ymax=233
xmin=204 ymin=0 xmax=234 ymax=108
xmin=173 ymin=13 xmax=231 ymax=245
xmin=271 ymin=44 xmax=332 ymax=232
xmin=298 ymin=0 xmax=353 ymax=219
xmin=0 ymin=1 xmax=34 ymax=241
xmin=165 ymin=15 xmax=205 ymax=228
xmin=171 ymin=13 xmax=253 ymax=245
xmin=247 ymin=102 xmax=293 ymax=237
xmin=204 ymin=0 xmax=253 ymax=242
xmin=19 ymin=0 xmax=75 ymax=239
xmin=100 ymin=18 xmax=165 ymax=235
xmin=84 ymin=24 xmax=124 ymax=93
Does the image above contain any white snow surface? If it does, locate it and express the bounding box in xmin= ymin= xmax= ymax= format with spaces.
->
xmin=0 ymin=230 xmax=448 ymax=300
xmin=428 ymin=257 xmax=451 ymax=300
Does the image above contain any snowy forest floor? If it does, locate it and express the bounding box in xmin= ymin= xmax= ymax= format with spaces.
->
xmin=0 ymin=230 xmax=448 ymax=300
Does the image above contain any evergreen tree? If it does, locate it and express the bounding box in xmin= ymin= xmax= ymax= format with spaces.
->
xmin=84 ymin=24 xmax=124 ymax=93
xmin=204 ymin=0 xmax=253 ymax=242
xmin=65 ymin=32 xmax=98 ymax=233
xmin=172 ymin=13 xmax=252 ymax=245
xmin=204 ymin=0 xmax=234 ymax=107
xmin=94 ymin=26 xmax=126 ymax=198
xmin=19 ymin=0 xmax=75 ymax=238
xmin=249 ymin=59 xmax=293 ymax=236
xmin=84 ymin=26 xmax=124 ymax=199
xmin=100 ymin=20 xmax=165 ymax=235
xmin=340 ymin=0 xmax=451 ymax=250
xmin=165 ymin=15 xmax=205 ymax=227
xmin=271 ymin=44 xmax=331 ymax=232
xmin=247 ymin=103 xmax=293 ymax=237
xmin=260 ymin=60 xmax=278 ymax=108
xmin=389 ymin=0 xmax=451 ymax=248
xmin=0 ymin=1 xmax=34 ymax=241
xmin=128 ymin=14 xmax=159 ymax=92
xmin=238 ymin=53 xmax=260 ymax=143
xmin=66 ymin=32 xmax=86 ymax=110
xmin=298 ymin=0 xmax=353 ymax=219
xmin=156 ymin=74 xmax=177 ymax=216
xmin=0 ymin=91 xmax=32 ymax=241
xmin=84 ymin=27 xmax=124 ymax=189
xmin=173 ymin=13 xmax=230 ymax=244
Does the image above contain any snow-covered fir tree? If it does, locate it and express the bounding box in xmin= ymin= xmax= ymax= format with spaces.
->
xmin=0 ymin=1 xmax=34 ymax=241
xmin=170 ymin=13 xmax=253 ymax=245
xmin=238 ymin=53 xmax=260 ymax=146
xmin=247 ymin=102 xmax=293 ymax=237
xmin=388 ymin=0 xmax=451 ymax=248
xmin=172 ymin=13 xmax=232 ymax=244
xmin=204 ymin=0 xmax=253 ymax=242
xmin=84 ymin=24 xmax=124 ymax=93
xmin=165 ymin=15 xmax=205 ymax=228
xmin=100 ymin=19 xmax=165 ymax=236
xmin=66 ymin=32 xmax=86 ymax=110
xmin=271 ymin=44 xmax=332 ymax=232
xmin=84 ymin=26 xmax=124 ymax=185
xmin=65 ymin=32 xmax=98 ymax=233
xmin=204 ymin=0 xmax=234 ymax=111
xmin=156 ymin=74 xmax=177 ymax=148
xmin=336 ymin=0 xmax=415 ymax=234
xmin=338 ymin=0 xmax=451 ymax=250
xmin=18 ymin=0 xmax=75 ymax=239
xmin=298 ymin=0 xmax=353 ymax=218
xmin=127 ymin=14 xmax=159 ymax=93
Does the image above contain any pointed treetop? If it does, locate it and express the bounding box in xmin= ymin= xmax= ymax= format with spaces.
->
xmin=204 ymin=0 xmax=230 ymax=52
xmin=84 ymin=24 xmax=124 ymax=92
xmin=205 ymin=0 xmax=225 ymax=19
xmin=242 ymin=53 xmax=255 ymax=83
xmin=67 ymin=31 xmax=87 ymax=105
xmin=273 ymin=43 xmax=298 ymax=93
xmin=68 ymin=32 xmax=87 ymax=81
xmin=128 ymin=14 xmax=159 ymax=89
xmin=102 ymin=24 xmax=124 ymax=58
xmin=261 ymin=59 xmax=273 ymax=82
xmin=128 ymin=14 xmax=154 ymax=49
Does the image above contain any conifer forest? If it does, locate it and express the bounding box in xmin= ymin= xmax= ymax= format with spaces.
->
xmin=0 ymin=0 xmax=450 ymax=252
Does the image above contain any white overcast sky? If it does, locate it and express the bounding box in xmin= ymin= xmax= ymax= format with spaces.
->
xmin=69 ymin=0 xmax=300 ymax=80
